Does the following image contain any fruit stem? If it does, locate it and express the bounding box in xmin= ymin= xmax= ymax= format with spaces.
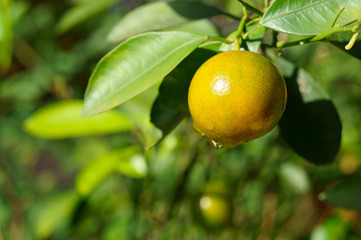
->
xmin=234 ymin=5 xmax=248 ymax=50
xmin=205 ymin=36 xmax=234 ymax=44
xmin=240 ymin=18 xmax=262 ymax=40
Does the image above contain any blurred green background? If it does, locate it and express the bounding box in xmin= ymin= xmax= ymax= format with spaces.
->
xmin=1 ymin=0 xmax=361 ymax=239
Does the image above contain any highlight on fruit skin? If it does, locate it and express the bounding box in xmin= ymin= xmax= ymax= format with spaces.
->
xmin=188 ymin=50 xmax=287 ymax=148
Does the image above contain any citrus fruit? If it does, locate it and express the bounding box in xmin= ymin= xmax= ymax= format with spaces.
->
xmin=192 ymin=181 xmax=233 ymax=230
xmin=198 ymin=194 xmax=232 ymax=227
xmin=188 ymin=50 xmax=287 ymax=148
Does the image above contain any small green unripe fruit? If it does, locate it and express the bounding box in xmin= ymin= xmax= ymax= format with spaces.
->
xmin=193 ymin=181 xmax=233 ymax=230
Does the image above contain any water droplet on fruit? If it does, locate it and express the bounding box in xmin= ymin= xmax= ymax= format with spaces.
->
xmin=210 ymin=140 xmax=224 ymax=149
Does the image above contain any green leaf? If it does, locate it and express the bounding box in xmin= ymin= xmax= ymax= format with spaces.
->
xmin=223 ymin=0 xmax=244 ymax=17
xmin=244 ymin=0 xmax=266 ymax=11
xmin=170 ymin=19 xmax=220 ymax=37
xmin=150 ymin=96 xmax=187 ymax=146
xmin=107 ymin=0 xmax=223 ymax=42
xmin=320 ymin=174 xmax=361 ymax=211
xmin=261 ymin=0 xmax=361 ymax=35
xmin=219 ymin=31 xmax=240 ymax=51
xmin=245 ymin=23 xmax=266 ymax=53
xmin=330 ymin=31 xmax=361 ymax=60
xmin=33 ymin=189 xmax=80 ymax=239
xmin=273 ymin=57 xmax=342 ymax=164
xmin=24 ymin=100 xmax=133 ymax=139
xmin=158 ymin=47 xmax=217 ymax=112
xmin=76 ymin=147 xmax=144 ymax=196
xmin=119 ymin=85 xmax=162 ymax=146
xmin=0 ymin=0 xmax=13 ymax=74
xmin=82 ymin=31 xmax=206 ymax=116
xmin=200 ymin=41 xmax=224 ymax=52
xmin=56 ymin=0 xmax=117 ymax=34
xmin=150 ymin=47 xmax=217 ymax=147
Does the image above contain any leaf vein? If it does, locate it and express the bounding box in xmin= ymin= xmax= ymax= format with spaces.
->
xmin=262 ymin=0 xmax=329 ymax=24
xmin=85 ymin=33 xmax=203 ymax=114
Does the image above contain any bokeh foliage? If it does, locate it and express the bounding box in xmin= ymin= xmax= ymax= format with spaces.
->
xmin=1 ymin=0 xmax=361 ymax=239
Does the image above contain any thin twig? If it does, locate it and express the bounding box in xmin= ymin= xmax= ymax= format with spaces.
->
xmin=276 ymin=19 xmax=361 ymax=48
xmin=331 ymin=7 xmax=345 ymax=28
xmin=234 ymin=5 xmax=248 ymax=50
xmin=204 ymin=36 xmax=234 ymax=44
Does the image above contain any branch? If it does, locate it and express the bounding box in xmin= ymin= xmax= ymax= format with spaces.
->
xmin=331 ymin=7 xmax=345 ymax=28
xmin=276 ymin=19 xmax=361 ymax=49
xmin=234 ymin=5 xmax=248 ymax=50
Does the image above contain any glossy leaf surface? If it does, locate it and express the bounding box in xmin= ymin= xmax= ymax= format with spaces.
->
xmin=261 ymin=0 xmax=361 ymax=35
xmin=107 ymin=0 xmax=222 ymax=42
xmin=82 ymin=31 xmax=205 ymax=116
xmin=274 ymin=57 xmax=342 ymax=164
xmin=170 ymin=19 xmax=220 ymax=37
xmin=24 ymin=100 xmax=133 ymax=138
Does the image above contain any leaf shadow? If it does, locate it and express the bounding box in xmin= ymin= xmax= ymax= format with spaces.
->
xmin=167 ymin=1 xmax=221 ymax=19
xmin=278 ymin=68 xmax=342 ymax=164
